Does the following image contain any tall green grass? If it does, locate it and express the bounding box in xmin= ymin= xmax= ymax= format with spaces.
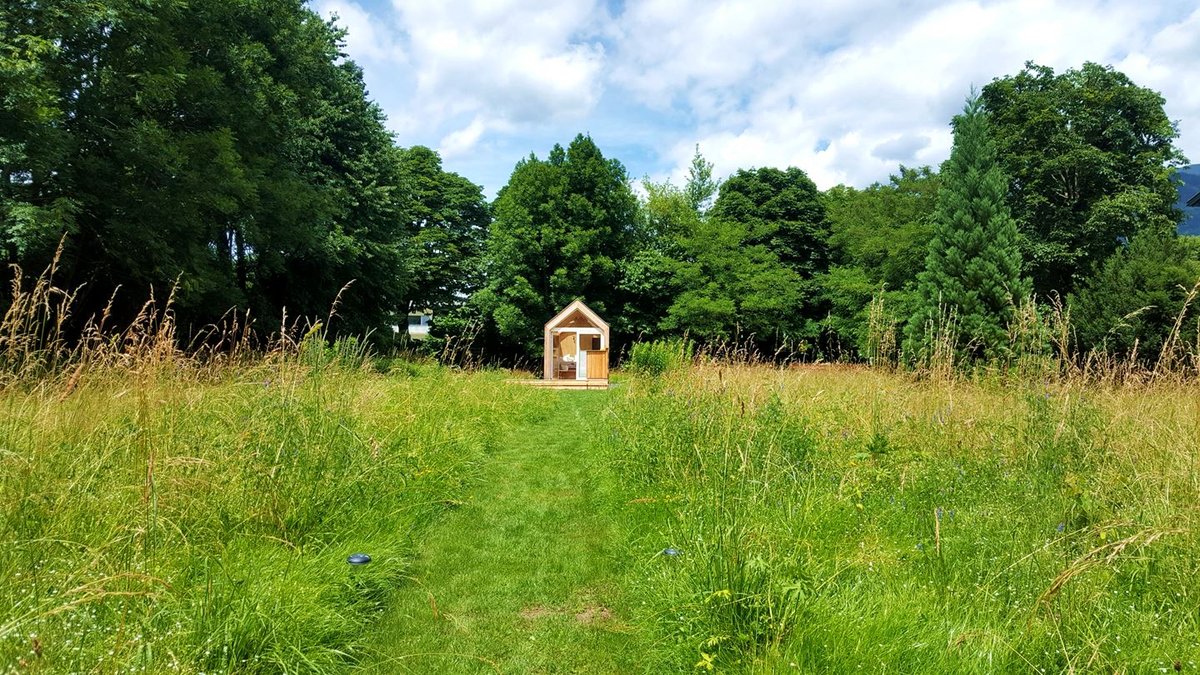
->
xmin=605 ymin=364 xmax=1200 ymax=672
xmin=627 ymin=338 xmax=695 ymax=377
xmin=0 ymin=245 xmax=568 ymax=672
xmin=0 ymin=359 xmax=550 ymax=671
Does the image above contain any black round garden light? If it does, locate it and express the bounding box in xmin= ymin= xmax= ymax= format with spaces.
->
xmin=347 ymin=553 xmax=372 ymax=566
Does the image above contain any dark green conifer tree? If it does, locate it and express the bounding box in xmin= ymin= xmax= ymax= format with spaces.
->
xmin=905 ymin=95 xmax=1030 ymax=363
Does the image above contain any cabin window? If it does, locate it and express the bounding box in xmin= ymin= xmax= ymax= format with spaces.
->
xmin=587 ymin=335 xmax=601 ymax=350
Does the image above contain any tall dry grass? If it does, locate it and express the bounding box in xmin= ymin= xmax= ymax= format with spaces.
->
xmin=0 ymin=241 xmax=376 ymax=398
xmin=862 ymin=282 xmax=1200 ymax=385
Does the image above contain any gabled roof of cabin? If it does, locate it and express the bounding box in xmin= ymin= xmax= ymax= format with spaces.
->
xmin=545 ymin=299 xmax=609 ymax=331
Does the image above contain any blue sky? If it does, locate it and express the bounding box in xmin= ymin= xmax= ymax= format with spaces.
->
xmin=314 ymin=0 xmax=1200 ymax=198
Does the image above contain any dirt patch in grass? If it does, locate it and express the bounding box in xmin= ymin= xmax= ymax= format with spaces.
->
xmin=519 ymin=605 xmax=557 ymax=620
xmin=574 ymin=606 xmax=613 ymax=625
xmin=518 ymin=604 xmax=614 ymax=625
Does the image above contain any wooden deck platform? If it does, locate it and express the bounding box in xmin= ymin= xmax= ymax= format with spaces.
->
xmin=508 ymin=378 xmax=610 ymax=390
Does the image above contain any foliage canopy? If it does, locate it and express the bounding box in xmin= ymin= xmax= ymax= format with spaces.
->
xmin=477 ymin=134 xmax=637 ymax=357
xmin=981 ymin=61 xmax=1186 ymax=296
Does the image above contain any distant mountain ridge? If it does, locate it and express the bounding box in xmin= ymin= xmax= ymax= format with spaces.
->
xmin=1177 ymin=164 xmax=1200 ymax=235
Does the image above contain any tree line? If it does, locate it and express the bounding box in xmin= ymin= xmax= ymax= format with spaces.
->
xmin=468 ymin=62 xmax=1195 ymax=366
xmin=3 ymin=1 xmax=1196 ymax=365
xmin=2 ymin=0 xmax=487 ymax=339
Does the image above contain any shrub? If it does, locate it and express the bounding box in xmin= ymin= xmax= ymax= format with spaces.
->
xmin=627 ymin=338 xmax=694 ymax=376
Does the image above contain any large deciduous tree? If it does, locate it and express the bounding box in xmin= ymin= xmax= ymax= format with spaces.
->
xmin=618 ymin=146 xmax=725 ymax=340
xmin=825 ymin=166 xmax=940 ymax=291
xmin=659 ymin=216 xmax=804 ymax=342
xmin=905 ymin=96 xmax=1029 ymax=363
xmin=711 ymin=166 xmax=830 ymax=279
xmin=821 ymin=166 xmax=940 ymax=353
xmin=618 ymin=177 xmax=696 ymax=339
xmin=621 ymin=153 xmax=822 ymax=348
xmin=1 ymin=0 xmax=412 ymax=338
xmin=398 ymin=146 xmax=489 ymax=314
xmin=981 ymin=62 xmax=1185 ymax=296
xmin=705 ymin=166 xmax=831 ymax=343
xmin=0 ymin=1 xmax=92 ymax=263
xmin=477 ymin=134 xmax=637 ymax=357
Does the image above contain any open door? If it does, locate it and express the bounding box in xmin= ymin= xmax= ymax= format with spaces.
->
xmin=554 ymin=332 xmax=578 ymax=380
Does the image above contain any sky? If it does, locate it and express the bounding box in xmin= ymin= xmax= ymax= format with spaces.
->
xmin=312 ymin=0 xmax=1200 ymax=198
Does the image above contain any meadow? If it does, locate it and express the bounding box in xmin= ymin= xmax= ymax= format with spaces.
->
xmin=1 ymin=347 xmax=1198 ymax=672
xmin=606 ymin=363 xmax=1200 ymax=672
xmin=0 ymin=352 xmax=552 ymax=672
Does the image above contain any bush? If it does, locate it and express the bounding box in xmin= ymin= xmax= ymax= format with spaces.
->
xmin=1069 ymin=230 xmax=1200 ymax=364
xmin=627 ymin=338 xmax=694 ymax=376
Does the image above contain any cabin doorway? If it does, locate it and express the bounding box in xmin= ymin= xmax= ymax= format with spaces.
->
xmin=543 ymin=300 xmax=611 ymax=384
xmin=551 ymin=328 xmax=603 ymax=380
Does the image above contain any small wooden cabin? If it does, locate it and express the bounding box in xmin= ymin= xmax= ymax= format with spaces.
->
xmin=544 ymin=300 xmax=610 ymax=385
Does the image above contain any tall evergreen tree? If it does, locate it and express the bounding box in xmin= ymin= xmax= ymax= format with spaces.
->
xmin=905 ymin=95 xmax=1030 ymax=363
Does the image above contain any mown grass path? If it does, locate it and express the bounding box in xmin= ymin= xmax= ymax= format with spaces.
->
xmin=365 ymin=389 xmax=648 ymax=673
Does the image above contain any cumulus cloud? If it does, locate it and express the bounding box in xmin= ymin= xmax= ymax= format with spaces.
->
xmin=385 ymin=0 xmax=611 ymax=157
xmin=314 ymin=0 xmax=406 ymax=63
xmin=313 ymin=0 xmax=612 ymax=161
xmin=872 ymin=135 xmax=932 ymax=163
xmin=395 ymin=0 xmax=606 ymax=120
xmin=621 ymin=0 xmax=1181 ymax=188
xmin=439 ymin=117 xmax=491 ymax=159
xmin=317 ymin=0 xmax=1200 ymax=194
xmin=1113 ymin=6 xmax=1200 ymax=164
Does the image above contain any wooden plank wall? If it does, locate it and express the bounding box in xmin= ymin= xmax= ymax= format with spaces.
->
xmin=587 ymin=350 xmax=609 ymax=380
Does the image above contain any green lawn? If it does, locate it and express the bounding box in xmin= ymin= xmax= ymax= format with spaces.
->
xmin=365 ymin=389 xmax=652 ymax=673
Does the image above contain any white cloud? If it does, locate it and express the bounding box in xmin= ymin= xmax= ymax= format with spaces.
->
xmin=314 ymin=0 xmax=406 ymax=63
xmin=622 ymin=0 xmax=1184 ymax=188
xmin=439 ymin=117 xmax=490 ymax=158
xmin=1114 ymin=7 xmax=1200 ymax=164
xmin=392 ymin=0 xmax=608 ymax=128
xmin=319 ymin=0 xmax=1200 ymax=194
xmin=873 ymin=135 xmax=932 ymax=162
